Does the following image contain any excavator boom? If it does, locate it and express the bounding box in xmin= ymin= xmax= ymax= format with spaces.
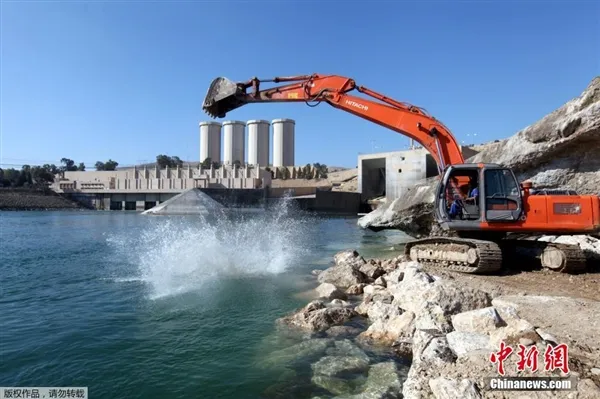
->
xmin=202 ymin=74 xmax=465 ymax=172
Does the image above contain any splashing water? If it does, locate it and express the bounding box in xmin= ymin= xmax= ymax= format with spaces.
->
xmin=107 ymin=198 xmax=314 ymax=299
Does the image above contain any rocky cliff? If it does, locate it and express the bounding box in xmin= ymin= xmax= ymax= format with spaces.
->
xmin=358 ymin=77 xmax=600 ymax=236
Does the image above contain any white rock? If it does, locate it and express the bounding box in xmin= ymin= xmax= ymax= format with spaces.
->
xmin=316 ymin=283 xmax=347 ymax=300
xmin=429 ymin=377 xmax=482 ymax=399
xmin=451 ymin=307 xmax=504 ymax=335
xmin=489 ymin=318 xmax=541 ymax=347
xmin=374 ymin=276 xmax=387 ymax=287
xmin=317 ymin=264 xmax=368 ymax=288
xmin=415 ymin=302 xmax=453 ymax=333
xmin=359 ymin=311 xmax=415 ymax=346
xmin=446 ymin=331 xmax=493 ymax=358
xmin=363 ymin=284 xmax=387 ymax=295
xmin=329 ymin=299 xmax=351 ymax=308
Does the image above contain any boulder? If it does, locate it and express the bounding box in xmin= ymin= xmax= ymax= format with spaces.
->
xmin=325 ymin=325 xmax=365 ymax=339
xmin=358 ymin=77 xmax=600 ymax=235
xmin=412 ymin=329 xmax=456 ymax=366
xmin=316 ymin=283 xmax=348 ymax=300
xmin=429 ymin=378 xmax=482 ymax=399
xmin=446 ymin=331 xmax=493 ymax=358
xmin=326 ymin=339 xmax=371 ymax=363
xmin=261 ymin=338 xmax=333 ymax=369
xmin=311 ymin=355 xmax=370 ymax=377
xmin=363 ymin=284 xmax=387 ymax=295
xmin=345 ymin=283 xmax=366 ymax=295
xmin=329 ymin=299 xmax=352 ymax=308
xmin=277 ymin=300 xmax=357 ymax=332
xmin=450 ymin=307 xmax=505 ymax=335
xmin=390 ymin=264 xmax=491 ymax=318
xmin=358 ymin=310 xmax=415 ymax=346
xmin=334 ymin=249 xmax=366 ymax=269
xmin=359 ymin=262 xmax=386 ymax=281
xmin=318 ymin=264 xmax=369 ymax=288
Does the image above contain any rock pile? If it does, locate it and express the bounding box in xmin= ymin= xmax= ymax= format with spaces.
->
xmin=273 ymin=249 xmax=600 ymax=398
xmin=358 ymin=76 xmax=600 ymax=237
xmin=0 ymin=188 xmax=86 ymax=210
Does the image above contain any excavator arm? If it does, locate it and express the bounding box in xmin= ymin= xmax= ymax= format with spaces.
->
xmin=202 ymin=74 xmax=465 ymax=172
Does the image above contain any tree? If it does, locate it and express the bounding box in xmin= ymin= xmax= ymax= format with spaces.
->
xmin=95 ymin=159 xmax=119 ymax=171
xmin=303 ymin=164 xmax=313 ymax=180
xmin=77 ymin=162 xmax=86 ymax=171
xmin=200 ymin=157 xmax=212 ymax=169
xmin=60 ymin=158 xmax=78 ymax=172
xmin=313 ymin=163 xmax=328 ymax=178
xmin=156 ymin=154 xmax=184 ymax=168
xmin=31 ymin=165 xmax=55 ymax=185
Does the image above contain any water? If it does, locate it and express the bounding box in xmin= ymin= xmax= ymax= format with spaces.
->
xmin=0 ymin=203 xmax=412 ymax=398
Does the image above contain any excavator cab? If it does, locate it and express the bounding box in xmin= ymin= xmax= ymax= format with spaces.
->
xmin=435 ymin=164 xmax=524 ymax=231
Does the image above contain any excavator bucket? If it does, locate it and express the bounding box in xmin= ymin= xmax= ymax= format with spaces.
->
xmin=202 ymin=77 xmax=248 ymax=118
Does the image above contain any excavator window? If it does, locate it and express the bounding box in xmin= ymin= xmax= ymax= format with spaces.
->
xmin=444 ymin=170 xmax=481 ymax=221
xmin=484 ymin=168 xmax=522 ymax=221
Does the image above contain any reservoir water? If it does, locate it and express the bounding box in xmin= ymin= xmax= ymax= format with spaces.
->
xmin=0 ymin=203 xmax=412 ymax=398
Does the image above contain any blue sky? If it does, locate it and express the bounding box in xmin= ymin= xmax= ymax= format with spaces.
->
xmin=2 ymin=1 xmax=598 ymax=169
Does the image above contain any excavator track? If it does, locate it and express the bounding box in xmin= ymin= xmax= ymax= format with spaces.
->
xmin=403 ymin=237 xmax=503 ymax=274
xmin=500 ymin=238 xmax=588 ymax=273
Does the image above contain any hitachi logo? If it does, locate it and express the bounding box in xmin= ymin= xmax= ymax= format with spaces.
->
xmin=345 ymin=100 xmax=368 ymax=111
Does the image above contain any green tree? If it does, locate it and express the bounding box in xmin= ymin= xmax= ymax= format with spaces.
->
xmin=60 ymin=158 xmax=78 ymax=172
xmin=303 ymin=164 xmax=312 ymax=180
xmin=156 ymin=154 xmax=184 ymax=168
xmin=77 ymin=162 xmax=86 ymax=171
xmin=95 ymin=159 xmax=119 ymax=171
xmin=31 ymin=166 xmax=55 ymax=185
xmin=200 ymin=157 xmax=212 ymax=169
xmin=312 ymin=163 xmax=328 ymax=178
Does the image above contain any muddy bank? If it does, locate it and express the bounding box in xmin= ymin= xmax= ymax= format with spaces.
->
xmin=265 ymin=248 xmax=600 ymax=398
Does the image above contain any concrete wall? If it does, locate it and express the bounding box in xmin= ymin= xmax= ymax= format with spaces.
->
xmin=53 ymin=165 xmax=272 ymax=194
xmin=358 ymin=148 xmax=438 ymax=202
xmin=314 ymin=191 xmax=361 ymax=213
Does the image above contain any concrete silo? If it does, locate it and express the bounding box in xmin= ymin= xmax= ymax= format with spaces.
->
xmin=247 ymin=120 xmax=270 ymax=166
xmin=199 ymin=121 xmax=222 ymax=163
xmin=272 ymin=119 xmax=295 ymax=167
xmin=223 ymin=120 xmax=245 ymax=165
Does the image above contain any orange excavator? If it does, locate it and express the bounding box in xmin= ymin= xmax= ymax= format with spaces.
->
xmin=202 ymin=74 xmax=600 ymax=274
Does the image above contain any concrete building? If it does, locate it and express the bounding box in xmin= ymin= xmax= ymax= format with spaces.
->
xmin=358 ymin=146 xmax=480 ymax=202
xmin=247 ymin=120 xmax=270 ymax=166
xmin=199 ymin=121 xmax=222 ymax=163
xmin=272 ymin=118 xmax=295 ymax=167
xmin=223 ymin=120 xmax=245 ymax=165
xmin=358 ymin=148 xmax=438 ymax=202
xmin=51 ymin=165 xmax=271 ymax=210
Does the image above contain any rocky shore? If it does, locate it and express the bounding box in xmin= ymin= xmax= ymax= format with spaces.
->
xmin=0 ymin=188 xmax=87 ymax=211
xmin=270 ymin=245 xmax=600 ymax=398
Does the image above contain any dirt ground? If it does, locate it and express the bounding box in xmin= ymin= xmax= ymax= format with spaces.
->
xmin=422 ymin=264 xmax=600 ymax=302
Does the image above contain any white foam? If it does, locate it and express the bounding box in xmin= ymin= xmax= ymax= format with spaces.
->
xmin=107 ymin=198 xmax=312 ymax=300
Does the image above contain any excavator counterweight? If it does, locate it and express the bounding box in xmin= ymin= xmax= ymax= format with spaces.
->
xmin=201 ymin=73 xmax=599 ymax=275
